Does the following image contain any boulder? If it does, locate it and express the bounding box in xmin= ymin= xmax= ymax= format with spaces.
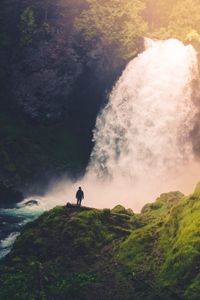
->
xmin=24 ymin=200 xmax=39 ymax=206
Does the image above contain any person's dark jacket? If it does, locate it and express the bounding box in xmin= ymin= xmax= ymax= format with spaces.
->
xmin=76 ymin=190 xmax=84 ymax=200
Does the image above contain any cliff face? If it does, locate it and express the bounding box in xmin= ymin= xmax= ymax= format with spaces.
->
xmin=0 ymin=0 xmax=127 ymax=197
xmin=1 ymin=186 xmax=200 ymax=299
xmin=1 ymin=0 xmax=124 ymax=120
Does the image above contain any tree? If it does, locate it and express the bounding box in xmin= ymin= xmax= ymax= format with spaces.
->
xmin=168 ymin=0 xmax=200 ymax=45
xmin=149 ymin=0 xmax=200 ymax=49
xmin=20 ymin=7 xmax=36 ymax=46
xmin=75 ymin=0 xmax=147 ymax=58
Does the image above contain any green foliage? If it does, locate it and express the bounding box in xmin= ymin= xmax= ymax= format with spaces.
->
xmin=0 ymin=205 xmax=135 ymax=299
xmin=194 ymin=182 xmax=200 ymax=198
xmin=185 ymin=274 xmax=200 ymax=300
xmin=167 ymin=0 xmax=200 ymax=43
xmin=75 ymin=0 xmax=147 ymax=58
xmin=148 ymin=0 xmax=200 ymax=50
xmin=112 ymin=205 xmax=127 ymax=214
xmin=100 ymin=208 xmax=111 ymax=221
xmin=158 ymin=194 xmax=200 ymax=295
xmin=2 ymin=188 xmax=200 ymax=299
xmin=20 ymin=7 xmax=36 ymax=46
xmin=116 ymin=185 xmax=200 ymax=299
xmin=74 ymin=0 xmax=200 ymax=58
xmin=112 ymin=205 xmax=135 ymax=216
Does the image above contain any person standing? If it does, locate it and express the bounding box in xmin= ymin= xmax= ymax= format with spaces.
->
xmin=76 ymin=187 xmax=84 ymax=206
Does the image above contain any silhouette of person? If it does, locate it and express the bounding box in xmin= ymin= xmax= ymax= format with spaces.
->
xmin=76 ymin=187 xmax=84 ymax=206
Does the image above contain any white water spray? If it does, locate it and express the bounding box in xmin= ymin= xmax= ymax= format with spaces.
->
xmin=89 ymin=38 xmax=199 ymax=181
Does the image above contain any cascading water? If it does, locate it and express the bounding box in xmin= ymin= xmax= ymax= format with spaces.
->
xmin=88 ymin=38 xmax=199 ymax=183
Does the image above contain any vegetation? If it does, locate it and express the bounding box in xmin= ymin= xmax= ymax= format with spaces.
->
xmin=20 ymin=7 xmax=36 ymax=46
xmin=75 ymin=0 xmax=147 ymax=58
xmin=150 ymin=0 xmax=200 ymax=50
xmin=1 ymin=185 xmax=200 ymax=299
xmin=75 ymin=0 xmax=200 ymax=55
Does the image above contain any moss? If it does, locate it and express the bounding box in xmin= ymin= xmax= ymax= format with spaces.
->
xmin=185 ymin=274 xmax=200 ymax=300
xmin=141 ymin=202 xmax=163 ymax=213
xmin=20 ymin=7 xmax=36 ymax=46
xmin=193 ymin=182 xmax=200 ymax=198
xmin=2 ymin=188 xmax=200 ymax=299
xmin=126 ymin=208 xmax=134 ymax=216
xmin=112 ymin=205 xmax=134 ymax=216
xmin=156 ymin=191 xmax=184 ymax=204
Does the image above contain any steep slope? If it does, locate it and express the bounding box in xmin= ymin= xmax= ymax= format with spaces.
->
xmin=1 ymin=185 xmax=200 ymax=299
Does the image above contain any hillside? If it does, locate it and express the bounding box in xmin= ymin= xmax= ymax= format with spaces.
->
xmin=1 ymin=184 xmax=200 ymax=299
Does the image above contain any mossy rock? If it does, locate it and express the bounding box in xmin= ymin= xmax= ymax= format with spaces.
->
xmin=194 ymin=182 xmax=200 ymax=198
xmin=141 ymin=202 xmax=163 ymax=213
xmin=111 ymin=205 xmax=133 ymax=215
xmin=156 ymin=191 xmax=184 ymax=204
xmin=126 ymin=208 xmax=134 ymax=216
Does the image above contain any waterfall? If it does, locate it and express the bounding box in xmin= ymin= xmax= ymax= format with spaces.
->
xmin=88 ymin=39 xmax=199 ymax=186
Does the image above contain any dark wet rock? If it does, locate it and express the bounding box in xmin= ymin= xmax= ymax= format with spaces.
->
xmin=24 ymin=200 xmax=39 ymax=206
